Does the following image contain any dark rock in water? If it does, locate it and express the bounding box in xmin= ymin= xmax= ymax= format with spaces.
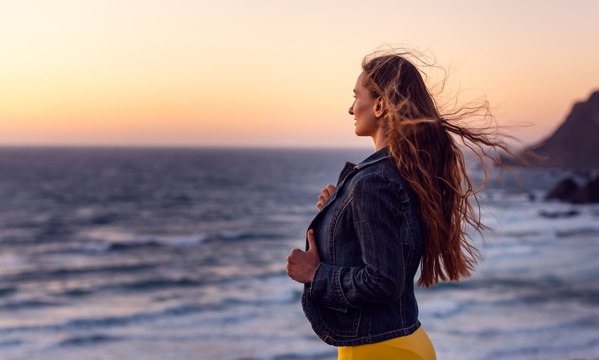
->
xmin=569 ymin=176 xmax=599 ymax=204
xmin=545 ymin=176 xmax=599 ymax=203
xmin=523 ymin=90 xmax=599 ymax=170
xmin=545 ymin=178 xmax=579 ymax=201
xmin=539 ymin=209 xmax=580 ymax=218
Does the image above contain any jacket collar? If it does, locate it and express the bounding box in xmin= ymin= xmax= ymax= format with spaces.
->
xmin=337 ymin=147 xmax=391 ymax=185
xmin=356 ymin=146 xmax=390 ymax=170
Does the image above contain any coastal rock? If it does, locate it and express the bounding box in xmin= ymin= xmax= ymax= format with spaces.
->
xmin=524 ymin=90 xmax=599 ymax=170
xmin=545 ymin=178 xmax=579 ymax=201
xmin=569 ymin=176 xmax=599 ymax=204
xmin=539 ymin=209 xmax=580 ymax=218
xmin=545 ymin=176 xmax=599 ymax=204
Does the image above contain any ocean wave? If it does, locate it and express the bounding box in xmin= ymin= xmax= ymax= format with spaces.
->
xmin=58 ymin=334 xmax=123 ymax=347
xmin=419 ymin=299 xmax=463 ymax=318
xmin=35 ymin=242 xmax=112 ymax=254
xmin=106 ymin=234 xmax=206 ymax=250
xmin=446 ymin=314 xmax=599 ymax=360
xmin=215 ymin=230 xmax=282 ymax=241
xmin=0 ymin=339 xmax=25 ymax=348
xmin=56 ymin=277 xmax=205 ymax=298
xmin=61 ymin=288 xmax=93 ymax=297
xmin=49 ymin=263 xmax=159 ymax=276
xmin=556 ymin=227 xmax=599 ymax=238
xmin=484 ymin=245 xmax=537 ymax=260
xmin=162 ymin=303 xmax=224 ymax=316
xmin=50 ymin=276 xmax=207 ymax=299
xmin=218 ymin=284 xmax=300 ymax=307
xmin=65 ymin=314 xmax=147 ymax=328
xmin=59 ymin=303 xmax=221 ymax=330
xmin=78 ymin=229 xmax=208 ymax=252
xmin=0 ymin=287 xmax=18 ymax=297
xmin=105 ymin=234 xmax=208 ymax=252
xmin=44 ymin=234 xmax=208 ymax=255
xmin=41 ymin=270 xmax=287 ymax=301
xmin=137 ymin=234 xmax=207 ymax=247
xmin=497 ymin=229 xmax=545 ymax=237
xmin=89 ymin=213 xmax=121 ymax=225
xmin=3 ymin=262 xmax=159 ymax=282
xmin=0 ymin=312 xmax=158 ymax=334
xmin=0 ymin=291 xmax=290 ymax=335
xmin=0 ymin=299 xmax=64 ymax=310
xmin=116 ymin=277 xmax=203 ymax=290
xmin=107 ymin=241 xmax=164 ymax=251
xmin=422 ymin=275 xmax=569 ymax=295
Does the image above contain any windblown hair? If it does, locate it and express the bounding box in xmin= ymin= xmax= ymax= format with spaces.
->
xmin=361 ymin=50 xmax=522 ymax=287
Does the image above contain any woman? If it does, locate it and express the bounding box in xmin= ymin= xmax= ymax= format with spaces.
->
xmin=286 ymin=50 xmax=515 ymax=359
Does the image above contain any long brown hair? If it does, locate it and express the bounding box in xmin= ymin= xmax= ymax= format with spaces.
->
xmin=361 ymin=50 xmax=522 ymax=287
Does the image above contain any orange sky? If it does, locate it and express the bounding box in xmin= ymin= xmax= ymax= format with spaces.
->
xmin=1 ymin=0 xmax=598 ymax=149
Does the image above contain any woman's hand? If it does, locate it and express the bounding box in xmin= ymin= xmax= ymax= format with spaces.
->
xmin=286 ymin=229 xmax=320 ymax=284
xmin=317 ymin=184 xmax=336 ymax=211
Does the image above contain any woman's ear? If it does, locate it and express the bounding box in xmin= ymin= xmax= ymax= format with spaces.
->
xmin=374 ymin=97 xmax=384 ymax=118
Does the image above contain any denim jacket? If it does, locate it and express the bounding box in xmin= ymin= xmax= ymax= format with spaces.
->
xmin=302 ymin=147 xmax=423 ymax=346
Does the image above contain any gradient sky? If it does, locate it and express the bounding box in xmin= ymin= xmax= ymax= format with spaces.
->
xmin=1 ymin=0 xmax=598 ymax=148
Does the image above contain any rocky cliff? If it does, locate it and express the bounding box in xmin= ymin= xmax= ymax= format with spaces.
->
xmin=525 ymin=90 xmax=599 ymax=169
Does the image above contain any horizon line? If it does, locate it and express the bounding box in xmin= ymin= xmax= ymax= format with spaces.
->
xmin=0 ymin=143 xmax=375 ymax=150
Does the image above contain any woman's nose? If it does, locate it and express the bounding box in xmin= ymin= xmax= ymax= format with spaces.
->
xmin=348 ymin=104 xmax=354 ymax=115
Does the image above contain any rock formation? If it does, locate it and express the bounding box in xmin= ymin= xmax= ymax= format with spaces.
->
xmin=545 ymin=178 xmax=579 ymax=201
xmin=545 ymin=176 xmax=599 ymax=204
xmin=524 ymin=90 xmax=599 ymax=170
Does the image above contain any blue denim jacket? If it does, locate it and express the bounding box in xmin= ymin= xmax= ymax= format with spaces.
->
xmin=302 ymin=147 xmax=423 ymax=346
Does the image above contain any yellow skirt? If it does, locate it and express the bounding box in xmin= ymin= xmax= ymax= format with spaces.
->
xmin=337 ymin=326 xmax=436 ymax=360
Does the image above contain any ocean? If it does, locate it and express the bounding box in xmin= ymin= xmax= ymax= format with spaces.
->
xmin=0 ymin=147 xmax=598 ymax=360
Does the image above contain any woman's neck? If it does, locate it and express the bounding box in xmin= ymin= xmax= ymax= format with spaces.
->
xmin=372 ymin=129 xmax=387 ymax=152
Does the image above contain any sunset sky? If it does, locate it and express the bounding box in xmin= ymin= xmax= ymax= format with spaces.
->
xmin=1 ymin=0 xmax=598 ymax=149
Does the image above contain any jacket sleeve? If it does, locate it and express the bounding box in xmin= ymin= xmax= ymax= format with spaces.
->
xmin=309 ymin=172 xmax=409 ymax=310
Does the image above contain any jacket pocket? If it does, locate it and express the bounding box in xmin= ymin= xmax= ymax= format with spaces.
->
xmin=318 ymin=304 xmax=362 ymax=338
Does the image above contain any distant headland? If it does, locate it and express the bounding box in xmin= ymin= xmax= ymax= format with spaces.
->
xmin=523 ymin=90 xmax=599 ymax=170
